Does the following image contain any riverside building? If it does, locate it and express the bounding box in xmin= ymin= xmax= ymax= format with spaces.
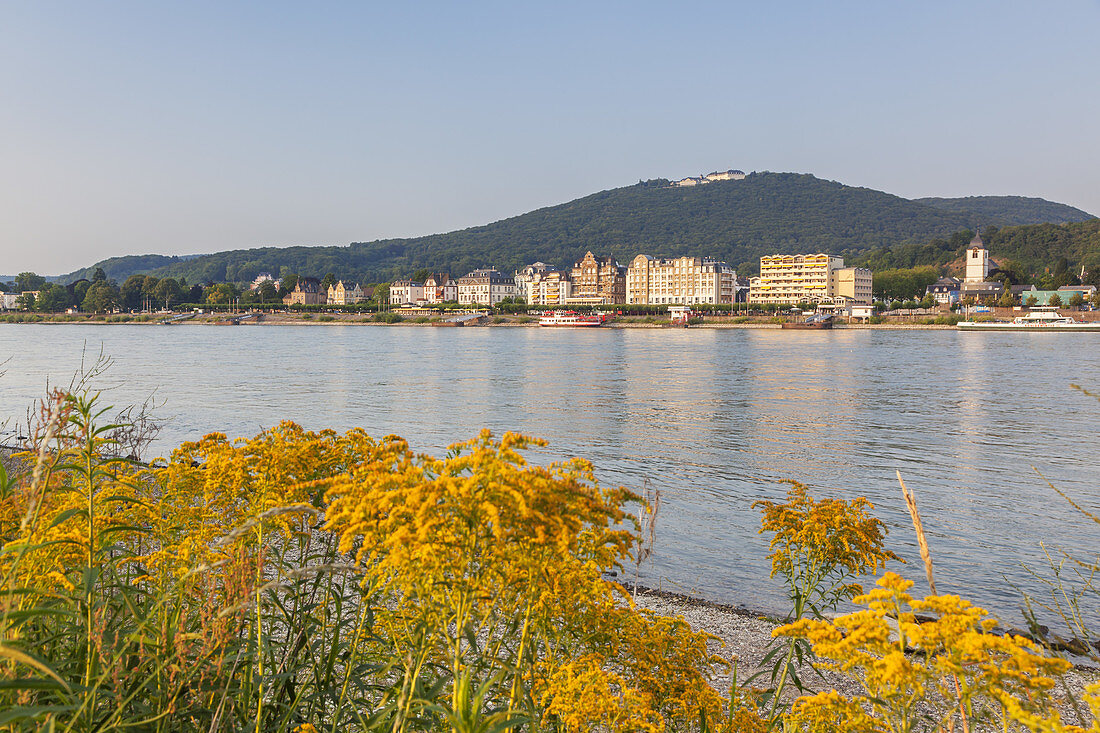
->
xmin=457 ymin=269 xmax=517 ymax=305
xmin=422 ymin=273 xmax=457 ymax=304
xmin=748 ymin=254 xmax=872 ymax=306
xmin=626 ymin=255 xmax=737 ymax=304
xmin=389 ymin=279 xmax=425 ymax=306
xmin=525 ymin=269 xmax=573 ymax=306
xmin=567 ymin=252 xmax=626 ymax=305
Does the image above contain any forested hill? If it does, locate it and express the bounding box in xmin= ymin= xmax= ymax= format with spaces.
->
xmin=914 ymin=196 xmax=1094 ymax=226
xmin=853 ymin=220 xmax=1100 ymax=280
xmin=58 ymin=172 xmax=1096 ymax=284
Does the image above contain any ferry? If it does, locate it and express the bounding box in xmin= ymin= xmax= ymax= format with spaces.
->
xmin=957 ymin=307 xmax=1100 ymax=332
xmin=538 ymin=311 xmax=607 ymax=327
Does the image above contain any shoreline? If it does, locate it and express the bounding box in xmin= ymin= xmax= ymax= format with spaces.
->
xmin=0 ymin=316 xmax=963 ymax=330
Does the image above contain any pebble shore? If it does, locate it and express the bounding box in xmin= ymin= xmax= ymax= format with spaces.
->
xmin=631 ymin=585 xmax=1099 ymax=726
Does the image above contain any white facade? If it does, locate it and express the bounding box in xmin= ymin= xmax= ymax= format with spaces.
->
xmin=514 ymin=262 xmax=552 ymax=303
xmin=965 ymin=232 xmax=991 ymax=283
xmin=526 ymin=270 xmax=573 ymax=306
xmin=422 ymin=274 xmax=457 ymax=304
xmin=390 ymin=280 xmax=425 ymax=306
xmin=0 ymin=292 xmax=19 ymax=310
xmin=626 ymin=255 xmax=737 ymax=304
xmin=456 ymin=269 xmax=516 ymax=305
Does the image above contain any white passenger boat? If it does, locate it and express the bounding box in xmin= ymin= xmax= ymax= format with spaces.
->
xmin=538 ymin=311 xmax=606 ymax=327
xmin=957 ymin=308 xmax=1100 ymax=332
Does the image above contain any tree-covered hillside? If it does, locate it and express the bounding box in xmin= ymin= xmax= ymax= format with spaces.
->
xmin=852 ymin=220 xmax=1100 ymax=285
xmin=56 ymin=173 xmax=1098 ymax=285
xmin=914 ymin=196 xmax=1094 ymax=226
xmin=62 ymin=254 xmax=194 ymax=284
xmin=60 ymin=173 xmax=982 ymax=284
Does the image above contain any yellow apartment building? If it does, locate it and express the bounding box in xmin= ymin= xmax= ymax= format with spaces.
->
xmin=748 ymin=254 xmax=872 ymax=305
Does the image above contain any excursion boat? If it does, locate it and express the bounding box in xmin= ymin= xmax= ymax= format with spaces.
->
xmin=538 ymin=311 xmax=606 ymax=327
xmin=957 ymin=308 xmax=1100 ymax=332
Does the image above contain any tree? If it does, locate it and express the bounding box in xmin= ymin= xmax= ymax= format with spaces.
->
xmin=320 ymin=273 xmax=336 ymax=292
xmin=372 ymin=283 xmax=390 ymax=307
xmin=280 ymin=273 xmax=299 ymax=297
xmin=92 ymin=267 xmax=107 ymax=283
xmin=1048 ymin=293 xmax=1063 ymax=308
xmin=154 ymin=278 xmax=182 ymax=310
xmin=412 ymin=268 xmax=432 ymax=283
xmin=1025 ymin=294 xmax=1038 ymax=307
xmin=16 ymin=292 xmax=36 ymax=310
xmin=256 ymin=280 xmax=278 ymax=304
xmin=82 ymin=281 xmax=119 ymax=313
xmin=1069 ymin=293 xmax=1085 ymax=310
xmin=15 ymin=272 xmax=47 ymax=292
xmin=919 ymin=293 xmax=936 ymax=310
xmin=204 ymin=283 xmax=238 ymax=305
xmin=996 ymin=290 xmax=1015 ymax=308
xmin=36 ymin=284 xmax=72 ymax=312
xmin=120 ymin=275 xmax=147 ymax=310
xmin=1093 ymin=291 xmax=1100 ymax=309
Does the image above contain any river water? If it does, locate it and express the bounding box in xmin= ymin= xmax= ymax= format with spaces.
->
xmin=2 ymin=323 xmax=1099 ymax=625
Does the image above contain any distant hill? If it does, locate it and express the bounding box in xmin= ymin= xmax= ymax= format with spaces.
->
xmin=914 ymin=196 xmax=1094 ymax=226
xmin=56 ymin=172 xmax=1098 ymax=284
xmin=62 ymin=254 xmax=196 ymax=284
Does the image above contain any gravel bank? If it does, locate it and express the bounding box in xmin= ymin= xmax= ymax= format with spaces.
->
xmin=630 ymin=585 xmax=1099 ymax=726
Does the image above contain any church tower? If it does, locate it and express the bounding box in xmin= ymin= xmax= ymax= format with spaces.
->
xmin=964 ymin=230 xmax=990 ymax=283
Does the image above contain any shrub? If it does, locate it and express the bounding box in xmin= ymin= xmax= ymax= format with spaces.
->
xmin=318 ymin=314 xmax=335 ymax=322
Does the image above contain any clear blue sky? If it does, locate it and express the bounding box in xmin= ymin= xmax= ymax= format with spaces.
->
xmin=2 ymin=1 xmax=1098 ymax=274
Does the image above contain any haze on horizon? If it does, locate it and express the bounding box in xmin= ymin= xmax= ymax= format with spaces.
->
xmin=2 ymin=1 xmax=1099 ymax=275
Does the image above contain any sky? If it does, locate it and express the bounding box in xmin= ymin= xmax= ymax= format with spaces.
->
xmin=2 ymin=1 xmax=1099 ymax=275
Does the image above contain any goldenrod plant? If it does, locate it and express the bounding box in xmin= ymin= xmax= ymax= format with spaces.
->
xmin=752 ymin=482 xmax=899 ymax=719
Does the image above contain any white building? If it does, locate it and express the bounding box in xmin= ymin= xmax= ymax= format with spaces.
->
xmin=0 ymin=292 xmax=20 ymax=310
xmin=964 ymin=232 xmax=992 ymax=283
xmin=389 ymin=279 xmax=425 ymax=306
xmin=456 ymin=269 xmax=516 ymax=305
xmin=250 ymin=272 xmax=276 ymax=291
xmin=526 ymin=270 xmax=573 ymax=306
xmin=514 ymin=262 xmax=552 ymax=302
xmin=626 ymin=255 xmax=737 ymax=304
xmin=422 ymin=273 xmax=457 ymax=304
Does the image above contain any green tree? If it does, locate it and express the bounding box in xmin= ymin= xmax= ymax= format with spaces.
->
xmin=92 ymin=267 xmax=107 ymax=283
xmin=120 ymin=275 xmax=146 ymax=310
xmin=204 ymin=283 xmax=238 ymax=305
xmin=256 ymin=280 xmax=278 ymax=304
xmin=15 ymin=272 xmax=47 ymax=292
xmin=82 ymin=281 xmax=119 ymax=313
xmin=280 ymin=273 xmax=299 ymax=297
xmin=919 ymin=293 xmax=936 ymax=309
xmin=372 ymin=282 xmax=390 ymax=306
xmin=320 ymin=273 xmax=336 ymax=292
xmin=1092 ymin=291 xmax=1100 ymax=309
xmin=411 ymin=268 xmax=432 ymax=283
xmin=1048 ymin=293 xmax=1063 ymax=308
xmin=72 ymin=280 xmax=92 ymax=304
xmin=1025 ymin=294 xmax=1038 ymax=307
xmin=996 ymin=290 xmax=1016 ymax=308
xmin=1069 ymin=292 xmax=1085 ymax=309
xmin=154 ymin=278 xmax=182 ymax=309
xmin=16 ymin=292 xmax=36 ymax=310
xmin=35 ymin=283 xmax=72 ymax=312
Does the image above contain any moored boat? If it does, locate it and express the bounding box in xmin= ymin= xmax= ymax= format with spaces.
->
xmin=957 ymin=308 xmax=1100 ymax=332
xmin=538 ymin=311 xmax=606 ymax=327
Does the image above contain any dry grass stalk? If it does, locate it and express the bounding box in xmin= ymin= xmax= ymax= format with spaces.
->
xmin=897 ymin=470 xmax=936 ymax=595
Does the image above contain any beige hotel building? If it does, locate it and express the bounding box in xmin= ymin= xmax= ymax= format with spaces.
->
xmin=626 ymin=255 xmax=737 ymax=304
xmin=748 ymin=254 xmax=872 ymax=305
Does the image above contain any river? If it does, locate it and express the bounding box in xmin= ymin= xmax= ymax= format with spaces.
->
xmin=2 ymin=323 xmax=1098 ymax=625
